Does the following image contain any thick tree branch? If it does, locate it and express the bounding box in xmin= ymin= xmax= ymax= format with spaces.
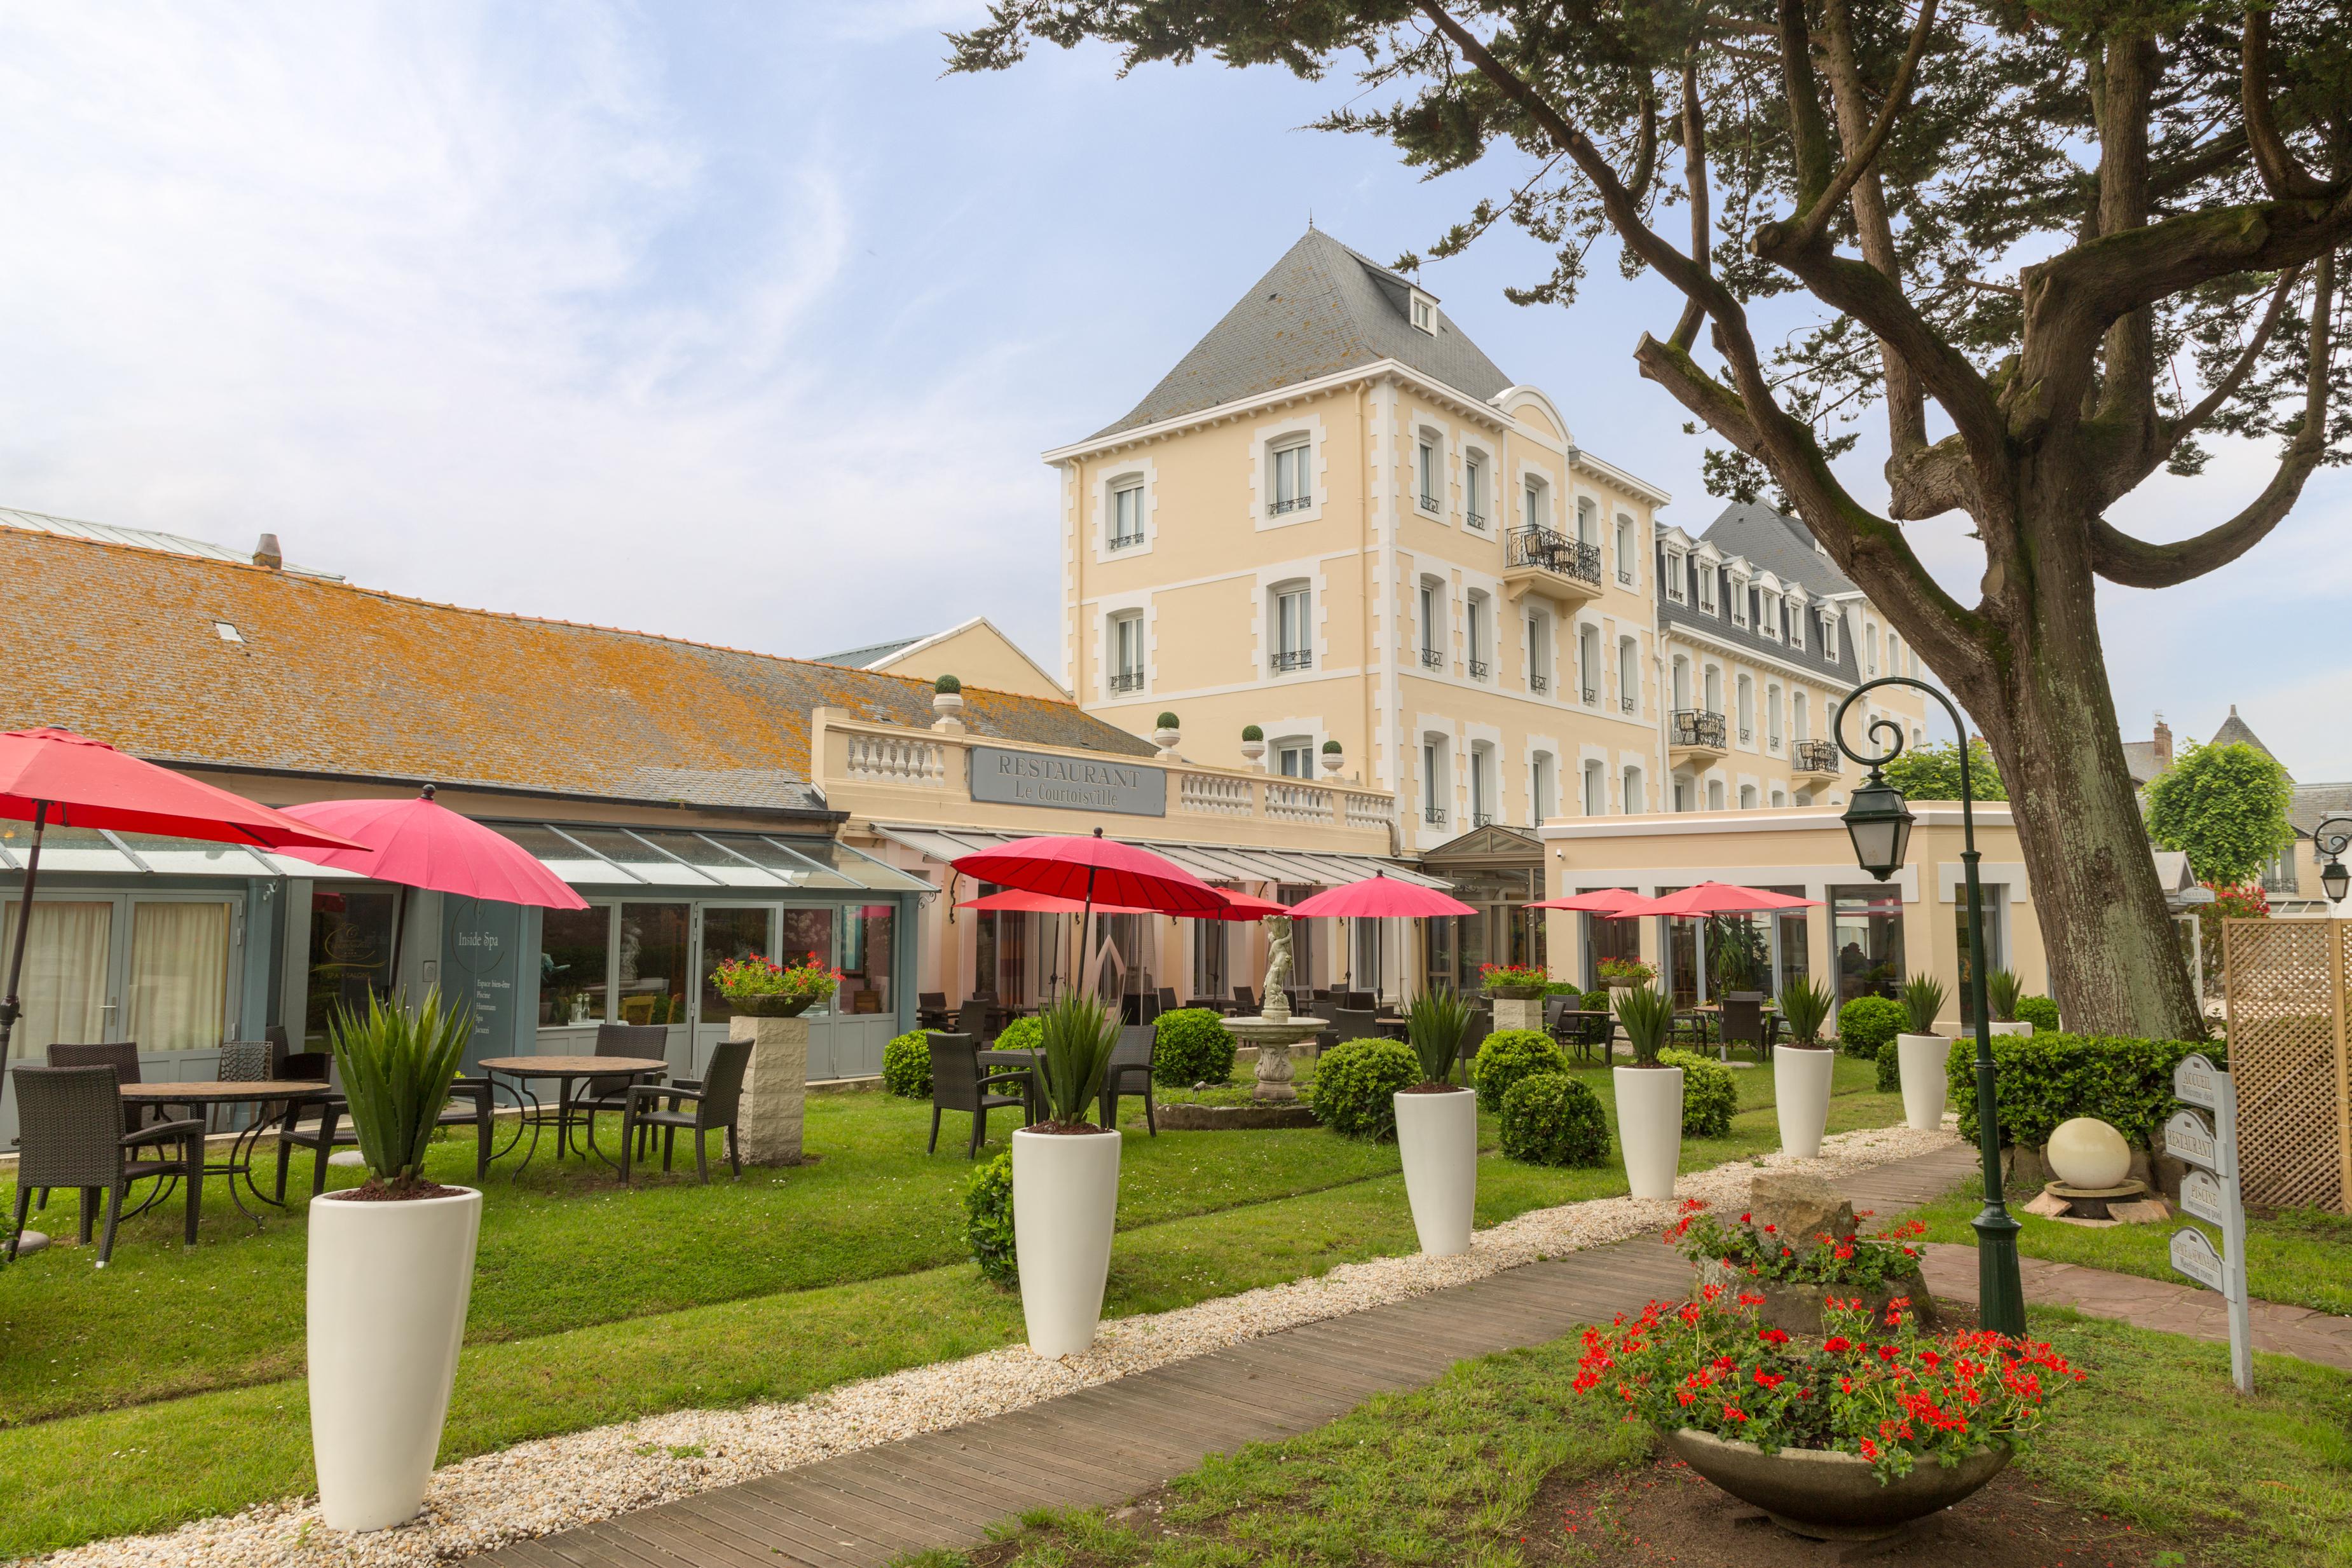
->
xmin=1669 ymin=52 xmax=1711 ymax=352
xmin=2243 ymin=8 xmax=2349 ymax=201
xmin=1788 ymin=0 xmax=1938 ymax=250
xmin=2092 ymin=31 xmax=2161 ymax=465
xmin=1776 ymin=0 xmax=1838 ymax=208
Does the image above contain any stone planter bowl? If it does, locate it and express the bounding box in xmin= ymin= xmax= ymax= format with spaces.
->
xmin=1484 ymin=985 xmax=1545 ymax=1000
xmin=730 ymin=994 xmax=817 ymax=1018
xmin=1663 ymin=1427 xmax=2011 ymax=1540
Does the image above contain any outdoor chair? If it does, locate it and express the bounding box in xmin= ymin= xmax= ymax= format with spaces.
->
xmin=955 ymin=999 xmax=997 ymax=1045
xmin=1231 ymin=985 xmax=1258 ymax=1015
xmin=916 ymin=991 xmax=950 ymax=1030
xmin=1563 ymin=1011 xmax=1615 ymax=1065
xmin=926 ymin=1033 xmax=1031 ymax=1157
xmin=48 ymin=1042 xmax=154 ymax=1136
xmin=7 ymin=1064 xmax=205 ymax=1266
xmin=1718 ymin=993 xmax=1767 ymax=1063
xmin=272 ymin=1061 xmax=494 ymax=1199
xmin=617 ymin=1037 xmax=749 ymax=1185
xmin=1454 ymin=1011 xmax=1491 ymax=1080
xmin=1343 ymin=990 xmax=1376 ymax=1011
xmin=568 ymin=1023 xmax=671 ymax=1155
xmin=1157 ymin=986 xmax=1180 ymax=1016
xmin=1098 ymin=1025 xmax=1158 ymax=1135
xmin=211 ymin=1039 xmax=279 ymax=1134
xmin=1327 ymin=1007 xmax=1380 ymax=1043
xmin=1543 ymin=994 xmax=1572 ymax=1033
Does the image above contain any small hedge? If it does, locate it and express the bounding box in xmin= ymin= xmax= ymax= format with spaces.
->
xmin=994 ymin=1015 xmax=1043 ymax=1055
xmin=1660 ymin=1048 xmax=1738 ymax=1138
xmin=882 ymin=1030 xmax=934 ymax=1098
xmin=1309 ymin=1038 xmax=1420 ymax=1140
xmin=1154 ymin=1008 xmax=1237 ymax=1086
xmin=1874 ymin=1031 xmax=1917 ymax=1093
xmin=1470 ymin=1029 xmax=1567 ymax=1111
xmin=1837 ymin=995 xmax=1907 ymax=1060
xmin=964 ymin=1152 xmax=1016 ymax=1287
xmin=1582 ymin=988 xmax=1613 ymax=1012
xmin=1500 ymin=1071 xmax=1611 ymax=1166
xmin=2016 ymin=995 xmax=2060 ymax=1032
xmin=1947 ymin=1032 xmax=2219 ymax=1150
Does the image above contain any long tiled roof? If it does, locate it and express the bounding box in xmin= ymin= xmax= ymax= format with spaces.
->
xmin=1657 ymin=505 xmax=1860 ymax=688
xmin=0 ymin=524 xmax=1154 ymax=814
xmin=1091 ymin=229 xmax=1512 ymax=440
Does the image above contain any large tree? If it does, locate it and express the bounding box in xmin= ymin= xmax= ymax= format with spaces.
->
xmin=950 ymin=0 xmax=2351 ymax=1039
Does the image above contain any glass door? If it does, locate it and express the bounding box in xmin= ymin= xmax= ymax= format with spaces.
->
xmin=1 ymin=897 xmax=119 ymax=1061
xmin=693 ymin=904 xmax=776 ymax=1077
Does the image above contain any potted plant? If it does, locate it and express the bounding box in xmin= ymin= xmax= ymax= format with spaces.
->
xmin=1772 ymin=976 xmax=1838 ymax=1158
xmin=1571 ymin=1290 xmax=2082 ymax=1540
xmin=1239 ymin=723 xmax=1266 ymax=766
xmin=1153 ymin=711 xmax=1182 ymax=757
xmin=1597 ymin=956 xmax=1656 ymax=991
xmin=1611 ymin=983 xmax=1681 ymax=1199
xmin=1393 ymin=986 xmax=1476 ymax=1256
xmin=1320 ymin=737 xmax=1344 ymax=774
xmin=1475 ymin=961 xmax=1549 ymax=1001
xmin=931 ymin=672 xmax=965 ymax=730
xmin=712 ymin=951 xmax=840 ymax=1018
xmin=1011 ymin=992 xmax=1123 ymax=1357
xmin=308 ymin=989 xmax=480 ymax=1532
xmin=1894 ymin=973 xmax=1950 ymax=1131
xmin=1664 ymin=1197 xmax=1936 ymax=1335
xmin=1984 ymin=969 xmax=2033 ymax=1037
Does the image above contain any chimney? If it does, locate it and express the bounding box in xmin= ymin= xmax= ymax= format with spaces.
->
xmin=2152 ymin=711 xmax=2172 ymax=770
xmin=252 ymin=533 xmax=284 ymax=571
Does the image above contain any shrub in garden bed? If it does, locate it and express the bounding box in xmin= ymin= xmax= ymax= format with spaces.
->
xmin=1946 ymin=1032 xmax=2217 ymax=1150
xmin=1659 ymin=1048 xmax=1737 ymax=1138
xmin=1499 ymin=1071 xmax=1610 ymax=1166
xmin=1836 ymin=995 xmax=1906 ymax=1060
xmin=1875 ymin=1033 xmax=1906 ymax=1094
xmin=993 ymin=1015 xmax=1043 ymax=1054
xmin=1309 ymin=1037 xmax=1419 ymax=1140
xmin=2016 ymin=994 xmax=2060 ymax=1032
xmin=964 ymin=1152 xmax=1016 ymax=1286
xmin=1582 ymin=988 xmax=1612 ymax=1013
xmin=882 ymin=1030 xmax=934 ymax=1098
xmin=1469 ymin=1028 xmax=1566 ymax=1110
xmin=1153 ymin=1008 xmax=1237 ymax=1086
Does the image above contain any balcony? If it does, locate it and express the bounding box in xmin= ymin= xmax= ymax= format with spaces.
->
xmin=1502 ymin=526 xmax=1604 ymax=611
xmin=1269 ymin=648 xmax=1313 ymax=674
xmin=1582 ymin=684 xmax=1599 ymax=704
xmin=1269 ymin=494 xmax=1310 ymax=517
xmin=1419 ymin=647 xmax=1444 ymax=670
xmin=1669 ymin=708 xmax=1729 ymax=765
xmin=1418 ymin=492 xmax=1440 ymax=513
xmin=1424 ymin=805 xmax=1449 ymax=826
xmin=1468 ymin=658 xmax=1489 ymax=680
xmin=1472 ymin=812 xmax=1496 ymax=828
xmin=1109 ymin=671 xmax=1145 ymax=695
xmin=1791 ymin=739 xmax=1842 ymax=780
xmin=1529 ymin=672 xmax=1549 ymax=693
xmin=1466 ymin=509 xmax=1486 ymax=530
xmin=1621 ymin=694 xmax=1638 ymax=715
xmin=1108 ymin=530 xmax=1144 ymax=551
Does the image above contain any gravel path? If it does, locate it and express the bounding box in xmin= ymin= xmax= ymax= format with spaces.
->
xmin=39 ymin=1121 xmax=1960 ymax=1568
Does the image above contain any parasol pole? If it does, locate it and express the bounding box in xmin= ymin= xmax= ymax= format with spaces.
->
xmin=0 ymin=801 xmax=50 ymax=1061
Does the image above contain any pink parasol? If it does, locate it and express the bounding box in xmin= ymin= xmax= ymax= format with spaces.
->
xmin=1281 ymin=871 xmax=1476 ymax=920
xmin=950 ymin=828 xmax=1227 ymax=916
xmin=1611 ymin=882 xmax=1820 ymax=918
xmin=1204 ymin=888 xmax=1291 ymax=922
xmin=1528 ymin=887 xmax=1648 ymax=916
xmin=277 ymin=786 xmax=589 ymax=911
xmin=957 ymin=887 xmax=1154 ymax=917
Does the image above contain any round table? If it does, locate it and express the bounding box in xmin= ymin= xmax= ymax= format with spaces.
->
xmin=475 ymin=1056 xmax=669 ymax=1175
xmin=121 ymin=1080 xmax=334 ymax=1224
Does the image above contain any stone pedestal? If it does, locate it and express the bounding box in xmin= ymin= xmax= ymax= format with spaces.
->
xmin=730 ymin=1012 xmax=807 ymax=1164
xmin=1229 ymin=1014 xmax=1327 ymax=1103
xmin=1491 ymin=996 xmax=1545 ymax=1033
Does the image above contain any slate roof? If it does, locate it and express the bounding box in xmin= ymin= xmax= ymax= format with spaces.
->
xmin=1655 ymin=503 xmax=1862 ymax=687
xmin=2288 ymin=782 xmax=2352 ymax=839
xmin=813 ymin=635 xmax=923 ymax=669
xmin=1699 ymin=502 xmax=1861 ymax=596
xmin=2121 ymin=741 xmax=2165 ymax=787
xmin=0 ymin=524 xmax=1154 ymax=815
xmin=2208 ymin=706 xmax=2281 ymax=774
xmin=1091 ymin=229 xmax=1514 ymax=440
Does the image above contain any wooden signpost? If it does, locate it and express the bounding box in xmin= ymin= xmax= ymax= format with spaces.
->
xmin=2170 ymin=1053 xmax=2252 ymax=1392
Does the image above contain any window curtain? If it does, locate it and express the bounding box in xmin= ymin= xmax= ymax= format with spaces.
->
xmin=126 ymin=901 xmax=231 ymax=1051
xmin=1 ymin=900 xmax=114 ymax=1058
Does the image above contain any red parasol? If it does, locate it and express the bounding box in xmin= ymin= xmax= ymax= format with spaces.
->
xmin=1282 ymin=871 xmax=1477 ymax=920
xmin=1204 ymin=888 xmax=1291 ymax=922
xmin=1612 ymin=882 xmax=1821 ymax=918
xmin=950 ymin=829 xmax=1227 ymax=916
xmin=956 ymin=887 xmax=1155 ymax=917
xmin=1528 ymin=887 xmax=1649 ymax=916
xmin=277 ymin=786 xmax=589 ymax=911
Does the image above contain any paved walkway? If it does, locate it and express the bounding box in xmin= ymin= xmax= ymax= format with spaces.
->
xmin=471 ymin=1145 xmax=1981 ymax=1568
xmin=1920 ymin=1241 xmax=2352 ymax=1370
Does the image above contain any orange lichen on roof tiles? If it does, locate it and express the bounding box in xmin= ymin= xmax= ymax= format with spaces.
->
xmin=0 ymin=524 xmax=1150 ymax=810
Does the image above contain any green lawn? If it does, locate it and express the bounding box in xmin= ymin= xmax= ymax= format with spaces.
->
xmin=907 ymin=1309 xmax=2352 ymax=1568
xmin=0 ymin=1058 xmax=1899 ymax=1557
xmin=1906 ymin=1182 xmax=2352 ymax=1316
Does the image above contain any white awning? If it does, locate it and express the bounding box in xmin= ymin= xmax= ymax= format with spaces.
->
xmin=869 ymin=824 xmax=1449 ymax=890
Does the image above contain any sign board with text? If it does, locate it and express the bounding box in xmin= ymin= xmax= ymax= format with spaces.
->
xmin=2164 ymin=1108 xmax=2221 ymax=1173
xmin=2173 ymin=1053 xmax=2222 ymax=1110
xmin=2168 ymin=1054 xmax=2251 ymax=1391
xmin=2180 ymin=1168 xmax=2229 ymax=1228
xmin=2168 ymin=1227 xmax=2228 ymax=1295
xmin=968 ymin=747 xmax=1168 ymax=817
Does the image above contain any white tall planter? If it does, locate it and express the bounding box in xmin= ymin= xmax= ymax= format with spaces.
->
xmin=1614 ymin=1065 xmax=1685 ymax=1199
xmin=1896 ymin=1033 xmax=1951 ymax=1130
xmin=1011 ymin=1126 xmax=1122 ymax=1358
xmin=1394 ymin=1087 xmax=1477 ymax=1255
xmin=1987 ymin=1020 xmax=2034 ymax=1037
xmin=1772 ymin=1046 xmax=1836 ymax=1159
xmin=308 ymin=1188 xmax=482 ymax=1532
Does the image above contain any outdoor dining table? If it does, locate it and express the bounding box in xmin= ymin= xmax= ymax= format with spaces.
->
xmin=120 ymin=1080 xmax=334 ymax=1224
xmin=475 ymin=1055 xmax=669 ymax=1175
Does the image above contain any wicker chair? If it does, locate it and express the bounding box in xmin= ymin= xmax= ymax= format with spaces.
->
xmin=927 ymin=1033 xmax=1030 ymax=1157
xmin=1231 ymin=985 xmax=1258 ymax=1015
xmin=1156 ymin=986 xmax=1180 ymax=1017
xmin=617 ymin=1038 xmax=749 ymax=1185
xmin=568 ymin=1023 xmax=671 ymax=1154
xmin=916 ymin=991 xmax=950 ymax=1030
xmin=271 ymin=1063 xmax=495 ymax=1199
xmin=1098 ymin=1025 xmax=1157 ymax=1135
xmin=48 ymin=1042 xmax=152 ymax=1135
xmin=1326 ymin=1007 xmax=1381 ymax=1043
xmin=1718 ymin=993 xmax=1767 ymax=1063
xmin=8 ymin=1065 xmax=205 ymax=1265
xmin=955 ymin=998 xmax=997 ymax=1045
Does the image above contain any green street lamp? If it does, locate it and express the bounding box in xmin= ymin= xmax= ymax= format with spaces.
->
xmin=1831 ymin=681 xmax=2026 ymax=1338
xmin=2316 ymin=815 xmax=2350 ymax=904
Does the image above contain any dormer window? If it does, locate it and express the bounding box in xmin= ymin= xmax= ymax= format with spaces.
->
xmin=1788 ymin=600 xmax=1805 ymax=649
xmin=1409 ymin=289 xmax=1437 ymax=334
xmin=1823 ymin=611 xmax=1839 ymax=660
xmin=1760 ymin=594 xmax=1781 ymax=639
xmin=1730 ymin=580 xmax=1750 ymax=627
xmin=1663 ymin=549 xmax=1685 ymax=603
xmin=1697 ymin=569 xmax=1717 ymax=615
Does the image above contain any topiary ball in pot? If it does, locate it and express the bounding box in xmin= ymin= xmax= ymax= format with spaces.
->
xmin=1154 ymin=1008 xmax=1238 ymax=1085
xmin=1660 ymin=1048 xmax=1737 ymax=1138
xmin=1309 ymin=1038 xmax=1419 ymax=1140
xmin=964 ymin=1152 xmax=1016 ymax=1287
xmin=882 ymin=1030 xmax=934 ymax=1098
xmin=1836 ymin=995 xmax=1906 ymax=1060
xmin=1500 ymin=1070 xmax=1611 ymax=1166
xmin=1470 ymin=1029 xmax=1566 ymax=1111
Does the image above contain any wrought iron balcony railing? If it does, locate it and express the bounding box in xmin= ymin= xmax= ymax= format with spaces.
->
xmin=1621 ymin=694 xmax=1638 ymax=714
xmin=1505 ymin=526 xmax=1603 ymax=586
xmin=1419 ymin=647 xmax=1444 ymax=669
xmin=1269 ymin=648 xmax=1313 ymax=673
xmin=1671 ymin=709 xmax=1728 ymax=749
xmin=1109 ymin=530 xmax=1144 ymax=550
xmin=1465 ymin=509 xmax=1486 ymax=530
xmin=1424 ymin=805 xmax=1449 ymax=826
xmin=1529 ymin=672 xmax=1548 ymax=692
xmin=1472 ymin=812 xmax=1495 ymax=828
xmin=1268 ymin=494 xmax=1311 ymax=515
xmin=1793 ymin=739 xmax=1840 ymax=772
xmin=1419 ymin=492 xmax=1440 ymax=512
xmin=1109 ymin=671 xmax=1145 ymax=695
xmin=1583 ymin=685 xmax=1599 ymax=704
xmin=1468 ymin=658 xmax=1489 ymax=679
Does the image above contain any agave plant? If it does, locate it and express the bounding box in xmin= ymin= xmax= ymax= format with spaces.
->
xmin=1028 ymin=992 xmax=1120 ymax=1128
xmin=1403 ymin=985 xmax=1473 ymax=1086
xmin=1900 ymin=972 xmax=1949 ymax=1035
xmin=1612 ymin=983 xmax=1674 ymax=1067
xmin=327 ymin=988 xmax=474 ymax=1190
xmin=1777 ymin=976 xmax=1835 ymax=1047
xmin=1985 ymin=969 xmax=2024 ymax=1024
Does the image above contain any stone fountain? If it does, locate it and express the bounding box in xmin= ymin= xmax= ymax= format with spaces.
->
xmin=1227 ymin=914 xmax=1327 ymax=1103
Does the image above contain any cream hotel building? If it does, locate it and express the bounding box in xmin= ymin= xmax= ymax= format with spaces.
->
xmin=1048 ymin=230 xmax=1932 ymax=988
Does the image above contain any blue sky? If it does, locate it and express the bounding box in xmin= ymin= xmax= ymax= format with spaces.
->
xmin=1 ymin=3 xmax=2344 ymax=777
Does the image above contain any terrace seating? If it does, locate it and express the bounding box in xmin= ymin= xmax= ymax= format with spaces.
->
xmin=1561 ymin=1010 xmax=1615 ymax=1065
xmin=927 ymin=1033 xmax=1032 ymax=1157
xmin=211 ymin=1039 xmax=280 ymax=1134
xmin=48 ymin=1042 xmax=153 ymax=1136
xmin=1098 ymin=1025 xmax=1158 ymax=1135
xmin=1718 ymin=993 xmax=1767 ymax=1062
xmin=618 ymin=1038 xmax=750 ymax=1185
xmin=7 ymin=1064 xmax=205 ymax=1266
xmin=1231 ymin=985 xmax=1258 ymax=1015
xmin=1156 ymin=986 xmax=1180 ymax=1017
xmin=916 ymin=991 xmax=950 ymax=1029
xmin=955 ymin=999 xmax=997 ymax=1045
xmin=272 ymin=1061 xmax=495 ymax=1199
xmin=1327 ymin=1007 xmax=1381 ymax=1043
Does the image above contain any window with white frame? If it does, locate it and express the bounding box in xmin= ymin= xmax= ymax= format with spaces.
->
xmin=1865 ymin=623 xmax=1880 ymax=674
xmin=1524 ymin=475 xmax=1549 ymax=532
xmin=1578 ymin=624 xmax=1601 ymax=702
xmin=1671 ymin=654 xmax=1692 ymax=711
xmin=1469 ymin=742 xmax=1497 ymax=824
xmin=1740 ymin=784 xmax=1758 ymax=808
xmin=1273 ymin=736 xmax=1315 ymax=778
xmin=1703 ymin=664 xmax=1723 ymax=715
xmin=1793 ymin=690 xmax=1810 ymax=740
xmin=1770 ymin=786 xmax=1787 ymax=807
xmin=1767 ymin=685 xmax=1784 ymax=749
xmin=1698 ymin=564 xmax=1718 ymax=614
xmin=1576 ymin=495 xmax=1597 ymax=546
xmin=1731 ymin=577 xmax=1751 ymax=625
xmin=1421 ymin=737 xmax=1449 ymax=825
xmin=1416 ymin=433 xmax=1440 ymax=512
xmin=1269 ymin=439 xmax=1313 ymax=515
xmin=1663 ymin=547 xmax=1686 ymax=602
xmin=1707 ymin=778 xmax=1726 ymax=810
xmin=1464 ymin=454 xmax=1487 ymax=529
xmin=1109 ymin=478 xmax=1145 ymax=550
xmin=1615 ymin=514 xmax=1636 ymax=583
xmin=1582 ymin=758 xmax=1606 ymax=815
xmin=1108 ymin=611 xmax=1145 ymax=695
xmin=1617 ymin=634 xmax=1639 ymax=711
xmin=1531 ymin=751 xmax=1556 ymax=825
xmin=1526 ymin=611 xmax=1551 ymax=692
xmin=1409 ymin=290 xmax=1436 ymax=334
xmin=1822 ymin=610 xmax=1840 ymax=661
xmin=1622 ymin=765 xmax=1644 ymax=814
xmin=1269 ymin=582 xmax=1313 ymax=672
xmin=1788 ymin=599 xmax=1806 ymax=649
xmin=1673 ymin=776 xmax=1693 ymax=812
xmin=1465 ymin=590 xmax=1491 ymax=679
xmin=1760 ymin=593 xmax=1781 ymax=639
xmin=1736 ymin=674 xmax=1755 ymax=742
xmin=1418 ymin=576 xmax=1446 ymax=669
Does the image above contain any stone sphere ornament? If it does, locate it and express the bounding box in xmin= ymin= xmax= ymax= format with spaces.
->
xmin=2046 ymin=1116 xmax=2131 ymax=1189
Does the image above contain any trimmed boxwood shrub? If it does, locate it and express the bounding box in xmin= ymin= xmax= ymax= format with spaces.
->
xmin=1309 ymin=1037 xmax=1419 ymax=1140
xmin=1500 ymin=1071 xmax=1611 ymax=1166
xmin=964 ymin=1152 xmax=1016 ymax=1287
xmin=1154 ymin=1008 xmax=1237 ymax=1085
xmin=1659 ymin=1048 xmax=1738 ymax=1138
xmin=2016 ymin=994 xmax=2061 ymax=1033
xmin=993 ymin=1015 xmax=1043 ymax=1054
xmin=1470 ymin=1029 xmax=1567 ymax=1111
xmin=1582 ymin=989 xmax=1612 ymax=1013
xmin=1837 ymin=995 xmax=1907 ymax=1060
xmin=882 ymin=1029 xmax=934 ymax=1098
xmin=1874 ymin=1030 xmax=1917 ymax=1093
xmin=1948 ymin=1032 xmax=2219 ymax=1150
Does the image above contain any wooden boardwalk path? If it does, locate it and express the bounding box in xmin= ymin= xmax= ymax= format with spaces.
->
xmin=474 ymin=1145 xmax=1980 ymax=1568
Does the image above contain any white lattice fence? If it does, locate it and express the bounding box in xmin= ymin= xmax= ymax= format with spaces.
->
xmin=2222 ymin=919 xmax=2352 ymax=1213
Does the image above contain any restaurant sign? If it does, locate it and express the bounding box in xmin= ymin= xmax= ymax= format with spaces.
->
xmin=969 ymin=747 xmax=1167 ymax=817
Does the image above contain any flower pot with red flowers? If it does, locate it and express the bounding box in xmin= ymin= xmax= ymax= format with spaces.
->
xmin=713 ymin=953 xmax=842 ymax=1164
xmin=1571 ymin=1290 xmax=2084 ymax=1540
xmin=1597 ymin=957 xmax=1656 ymax=992
xmin=1664 ymin=1197 xmax=1937 ymax=1337
xmin=1476 ymin=962 xmax=1549 ymax=1001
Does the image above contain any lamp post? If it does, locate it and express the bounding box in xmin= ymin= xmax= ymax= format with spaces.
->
xmin=2315 ymin=815 xmax=2351 ymax=907
xmin=1830 ymin=680 xmax=2026 ymax=1337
